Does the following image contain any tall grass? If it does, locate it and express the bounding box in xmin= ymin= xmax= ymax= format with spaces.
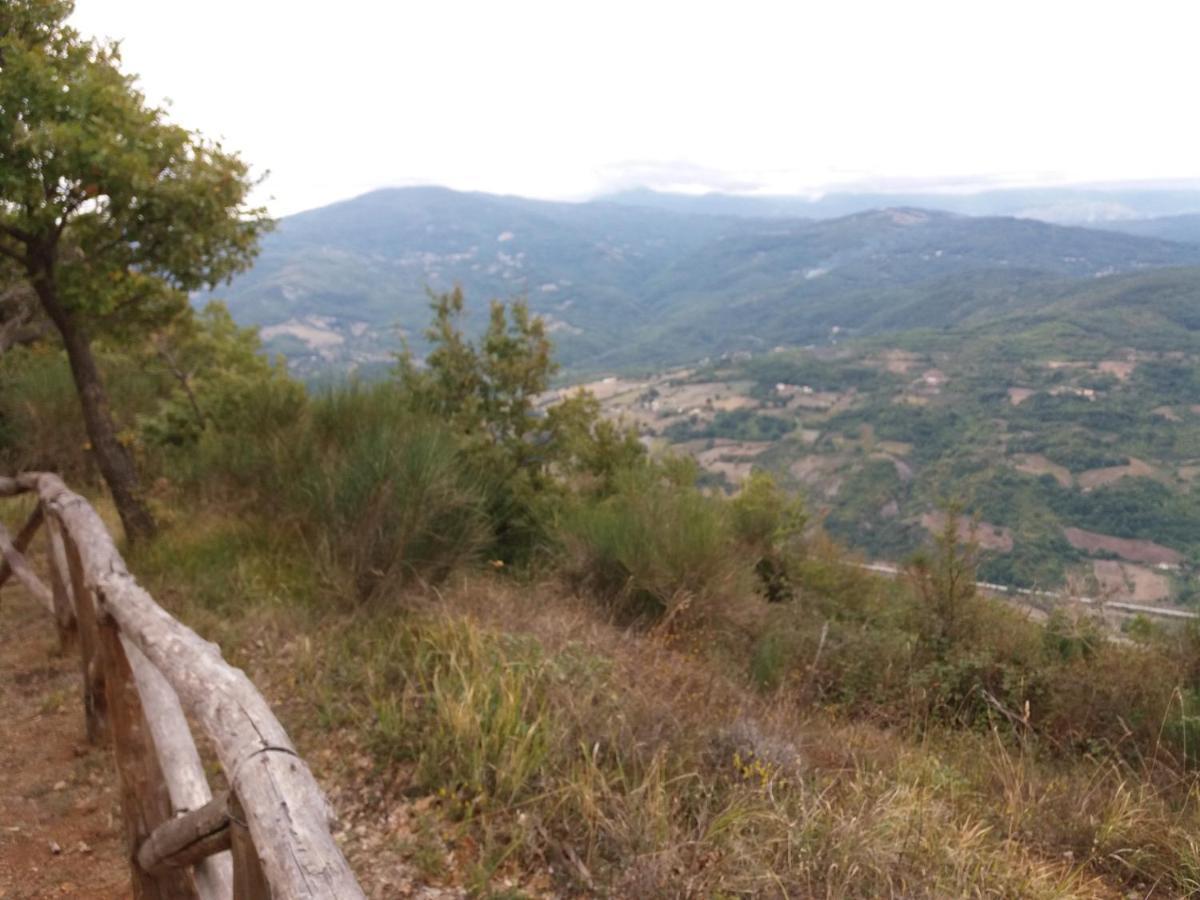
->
xmin=281 ymin=387 xmax=494 ymax=598
xmin=308 ymin=607 xmax=1101 ymax=897
xmin=165 ymin=383 xmax=495 ymax=600
xmin=0 ymin=345 xmax=161 ymax=480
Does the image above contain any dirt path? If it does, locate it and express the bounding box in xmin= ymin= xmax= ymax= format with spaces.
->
xmin=0 ymin=583 xmax=129 ymax=899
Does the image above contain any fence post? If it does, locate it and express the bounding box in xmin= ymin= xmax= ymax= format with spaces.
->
xmin=44 ymin=513 xmax=78 ymax=650
xmin=97 ymin=610 xmax=201 ymax=899
xmin=61 ymin=528 xmax=106 ymax=743
xmin=229 ymin=792 xmax=272 ymax=900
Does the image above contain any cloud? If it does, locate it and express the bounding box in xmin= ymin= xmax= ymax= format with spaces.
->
xmin=593 ymin=160 xmax=764 ymax=195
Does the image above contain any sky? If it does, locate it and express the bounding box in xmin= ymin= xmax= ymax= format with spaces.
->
xmin=70 ymin=0 xmax=1200 ymax=217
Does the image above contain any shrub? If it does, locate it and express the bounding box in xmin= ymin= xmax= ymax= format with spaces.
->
xmin=282 ymin=386 xmax=494 ymax=599
xmin=557 ymin=463 xmax=740 ymax=622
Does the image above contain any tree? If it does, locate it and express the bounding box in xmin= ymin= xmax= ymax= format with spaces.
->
xmin=398 ymin=287 xmax=555 ymax=470
xmin=397 ymin=288 xmax=645 ymax=560
xmin=905 ymin=504 xmax=981 ymax=653
xmin=138 ymin=302 xmax=302 ymax=448
xmin=0 ymin=1 xmax=269 ymax=540
xmin=731 ymin=470 xmax=806 ymax=603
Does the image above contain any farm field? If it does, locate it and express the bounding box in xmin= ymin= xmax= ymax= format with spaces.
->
xmin=562 ymin=301 xmax=1200 ymax=606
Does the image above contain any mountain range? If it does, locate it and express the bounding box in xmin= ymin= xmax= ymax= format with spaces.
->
xmin=215 ymin=186 xmax=1200 ymax=378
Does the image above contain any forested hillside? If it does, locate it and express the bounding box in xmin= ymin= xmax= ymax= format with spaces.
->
xmin=570 ymin=266 xmax=1200 ymax=600
xmin=214 ymin=187 xmax=1200 ymax=377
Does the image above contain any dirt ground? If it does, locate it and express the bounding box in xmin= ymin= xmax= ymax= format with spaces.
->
xmin=1063 ymin=526 xmax=1183 ymax=566
xmin=0 ymin=585 xmax=129 ymax=900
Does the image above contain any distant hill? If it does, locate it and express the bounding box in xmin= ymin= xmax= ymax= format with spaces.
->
xmin=600 ymin=185 xmax=1200 ymax=224
xmin=214 ymin=187 xmax=1200 ymax=377
xmin=1095 ymin=213 xmax=1200 ymax=245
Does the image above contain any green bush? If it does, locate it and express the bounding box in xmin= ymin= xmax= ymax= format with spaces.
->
xmin=281 ymin=386 xmax=495 ymax=599
xmin=557 ymin=463 xmax=740 ymax=621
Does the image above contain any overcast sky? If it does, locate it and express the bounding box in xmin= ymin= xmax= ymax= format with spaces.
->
xmin=70 ymin=0 xmax=1200 ymax=217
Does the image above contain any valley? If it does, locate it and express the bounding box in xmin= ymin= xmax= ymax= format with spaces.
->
xmin=551 ymin=272 xmax=1200 ymax=607
xmin=209 ymin=186 xmax=1200 ymax=607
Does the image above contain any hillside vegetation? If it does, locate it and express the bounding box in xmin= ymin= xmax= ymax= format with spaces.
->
xmin=213 ymin=187 xmax=1200 ymax=377
xmin=7 ymin=294 xmax=1200 ymax=896
xmin=573 ymin=267 xmax=1200 ymax=603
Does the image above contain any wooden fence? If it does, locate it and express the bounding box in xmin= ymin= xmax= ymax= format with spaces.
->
xmin=0 ymin=473 xmax=365 ymax=900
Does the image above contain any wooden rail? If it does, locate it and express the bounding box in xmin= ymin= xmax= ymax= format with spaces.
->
xmin=0 ymin=473 xmax=365 ymax=900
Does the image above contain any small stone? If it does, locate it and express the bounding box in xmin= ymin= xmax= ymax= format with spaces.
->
xmin=52 ymin=780 xmax=67 ymax=791
xmin=49 ymin=840 xmax=62 ymax=855
xmin=76 ymin=841 xmax=92 ymax=854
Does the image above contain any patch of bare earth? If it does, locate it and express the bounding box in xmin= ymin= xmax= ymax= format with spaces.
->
xmin=876 ymin=349 xmax=923 ymax=375
xmin=1013 ymin=453 xmax=1073 ymax=488
xmin=694 ymin=440 xmax=771 ymax=487
xmin=1063 ymin=527 xmax=1183 ymax=566
xmin=1097 ymin=359 xmax=1136 ymax=381
xmin=920 ymin=512 xmax=1013 ymax=552
xmin=1077 ymin=457 xmax=1159 ymax=491
xmin=1007 ymin=387 xmax=1035 ymax=406
xmin=0 ymin=586 xmax=128 ymax=900
xmin=1091 ymin=561 xmax=1171 ymax=604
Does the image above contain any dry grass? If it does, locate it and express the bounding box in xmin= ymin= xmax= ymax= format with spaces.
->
xmin=118 ymin=506 xmax=1200 ymax=898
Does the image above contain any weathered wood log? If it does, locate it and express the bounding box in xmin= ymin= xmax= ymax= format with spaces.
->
xmin=61 ymin=527 xmax=108 ymax=744
xmin=230 ymin=793 xmax=272 ymax=900
xmin=123 ymin=636 xmax=234 ymax=900
xmin=0 ymin=520 xmax=53 ymax=613
xmin=0 ymin=475 xmax=30 ymax=497
xmin=44 ymin=514 xmax=78 ymax=648
xmin=0 ymin=502 xmax=44 ymax=591
xmin=97 ymin=616 xmax=201 ymax=899
xmin=28 ymin=473 xmax=364 ymax=899
xmin=137 ymin=791 xmax=232 ymax=877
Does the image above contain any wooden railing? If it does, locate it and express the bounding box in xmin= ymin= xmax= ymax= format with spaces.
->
xmin=0 ymin=473 xmax=365 ymax=900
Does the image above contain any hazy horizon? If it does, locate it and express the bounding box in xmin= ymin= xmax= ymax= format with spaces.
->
xmin=69 ymin=0 xmax=1200 ymax=216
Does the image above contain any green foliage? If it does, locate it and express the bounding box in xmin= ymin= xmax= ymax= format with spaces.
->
xmin=285 ymin=387 xmax=494 ymax=597
xmin=139 ymin=303 xmax=302 ymax=447
xmin=730 ymin=470 xmax=806 ymax=556
xmin=0 ymin=1 xmax=270 ymax=330
xmin=0 ymin=340 xmax=162 ymax=477
xmin=558 ymin=463 xmax=739 ymax=621
xmin=905 ymin=506 xmax=981 ymax=655
xmin=176 ymin=383 xmax=495 ymax=599
xmin=398 ymin=287 xmax=555 ymax=465
xmin=664 ymin=408 xmax=794 ymax=442
xmin=397 ymin=289 xmax=644 ymax=561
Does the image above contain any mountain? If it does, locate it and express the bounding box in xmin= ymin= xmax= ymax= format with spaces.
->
xmin=1095 ymin=213 xmax=1200 ymax=245
xmin=215 ymin=188 xmax=1200 ymax=377
xmin=600 ymin=185 xmax=1200 ymax=224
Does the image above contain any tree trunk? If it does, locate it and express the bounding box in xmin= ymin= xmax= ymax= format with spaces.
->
xmin=28 ymin=260 xmax=156 ymax=543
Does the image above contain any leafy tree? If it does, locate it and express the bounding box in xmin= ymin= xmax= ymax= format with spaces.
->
xmin=0 ymin=1 xmax=269 ymax=539
xmin=138 ymin=302 xmax=301 ymax=447
xmin=906 ymin=504 xmax=981 ymax=654
xmin=731 ymin=470 xmax=806 ymax=603
xmin=398 ymin=287 xmax=642 ymax=486
xmin=398 ymin=288 xmax=644 ymax=559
